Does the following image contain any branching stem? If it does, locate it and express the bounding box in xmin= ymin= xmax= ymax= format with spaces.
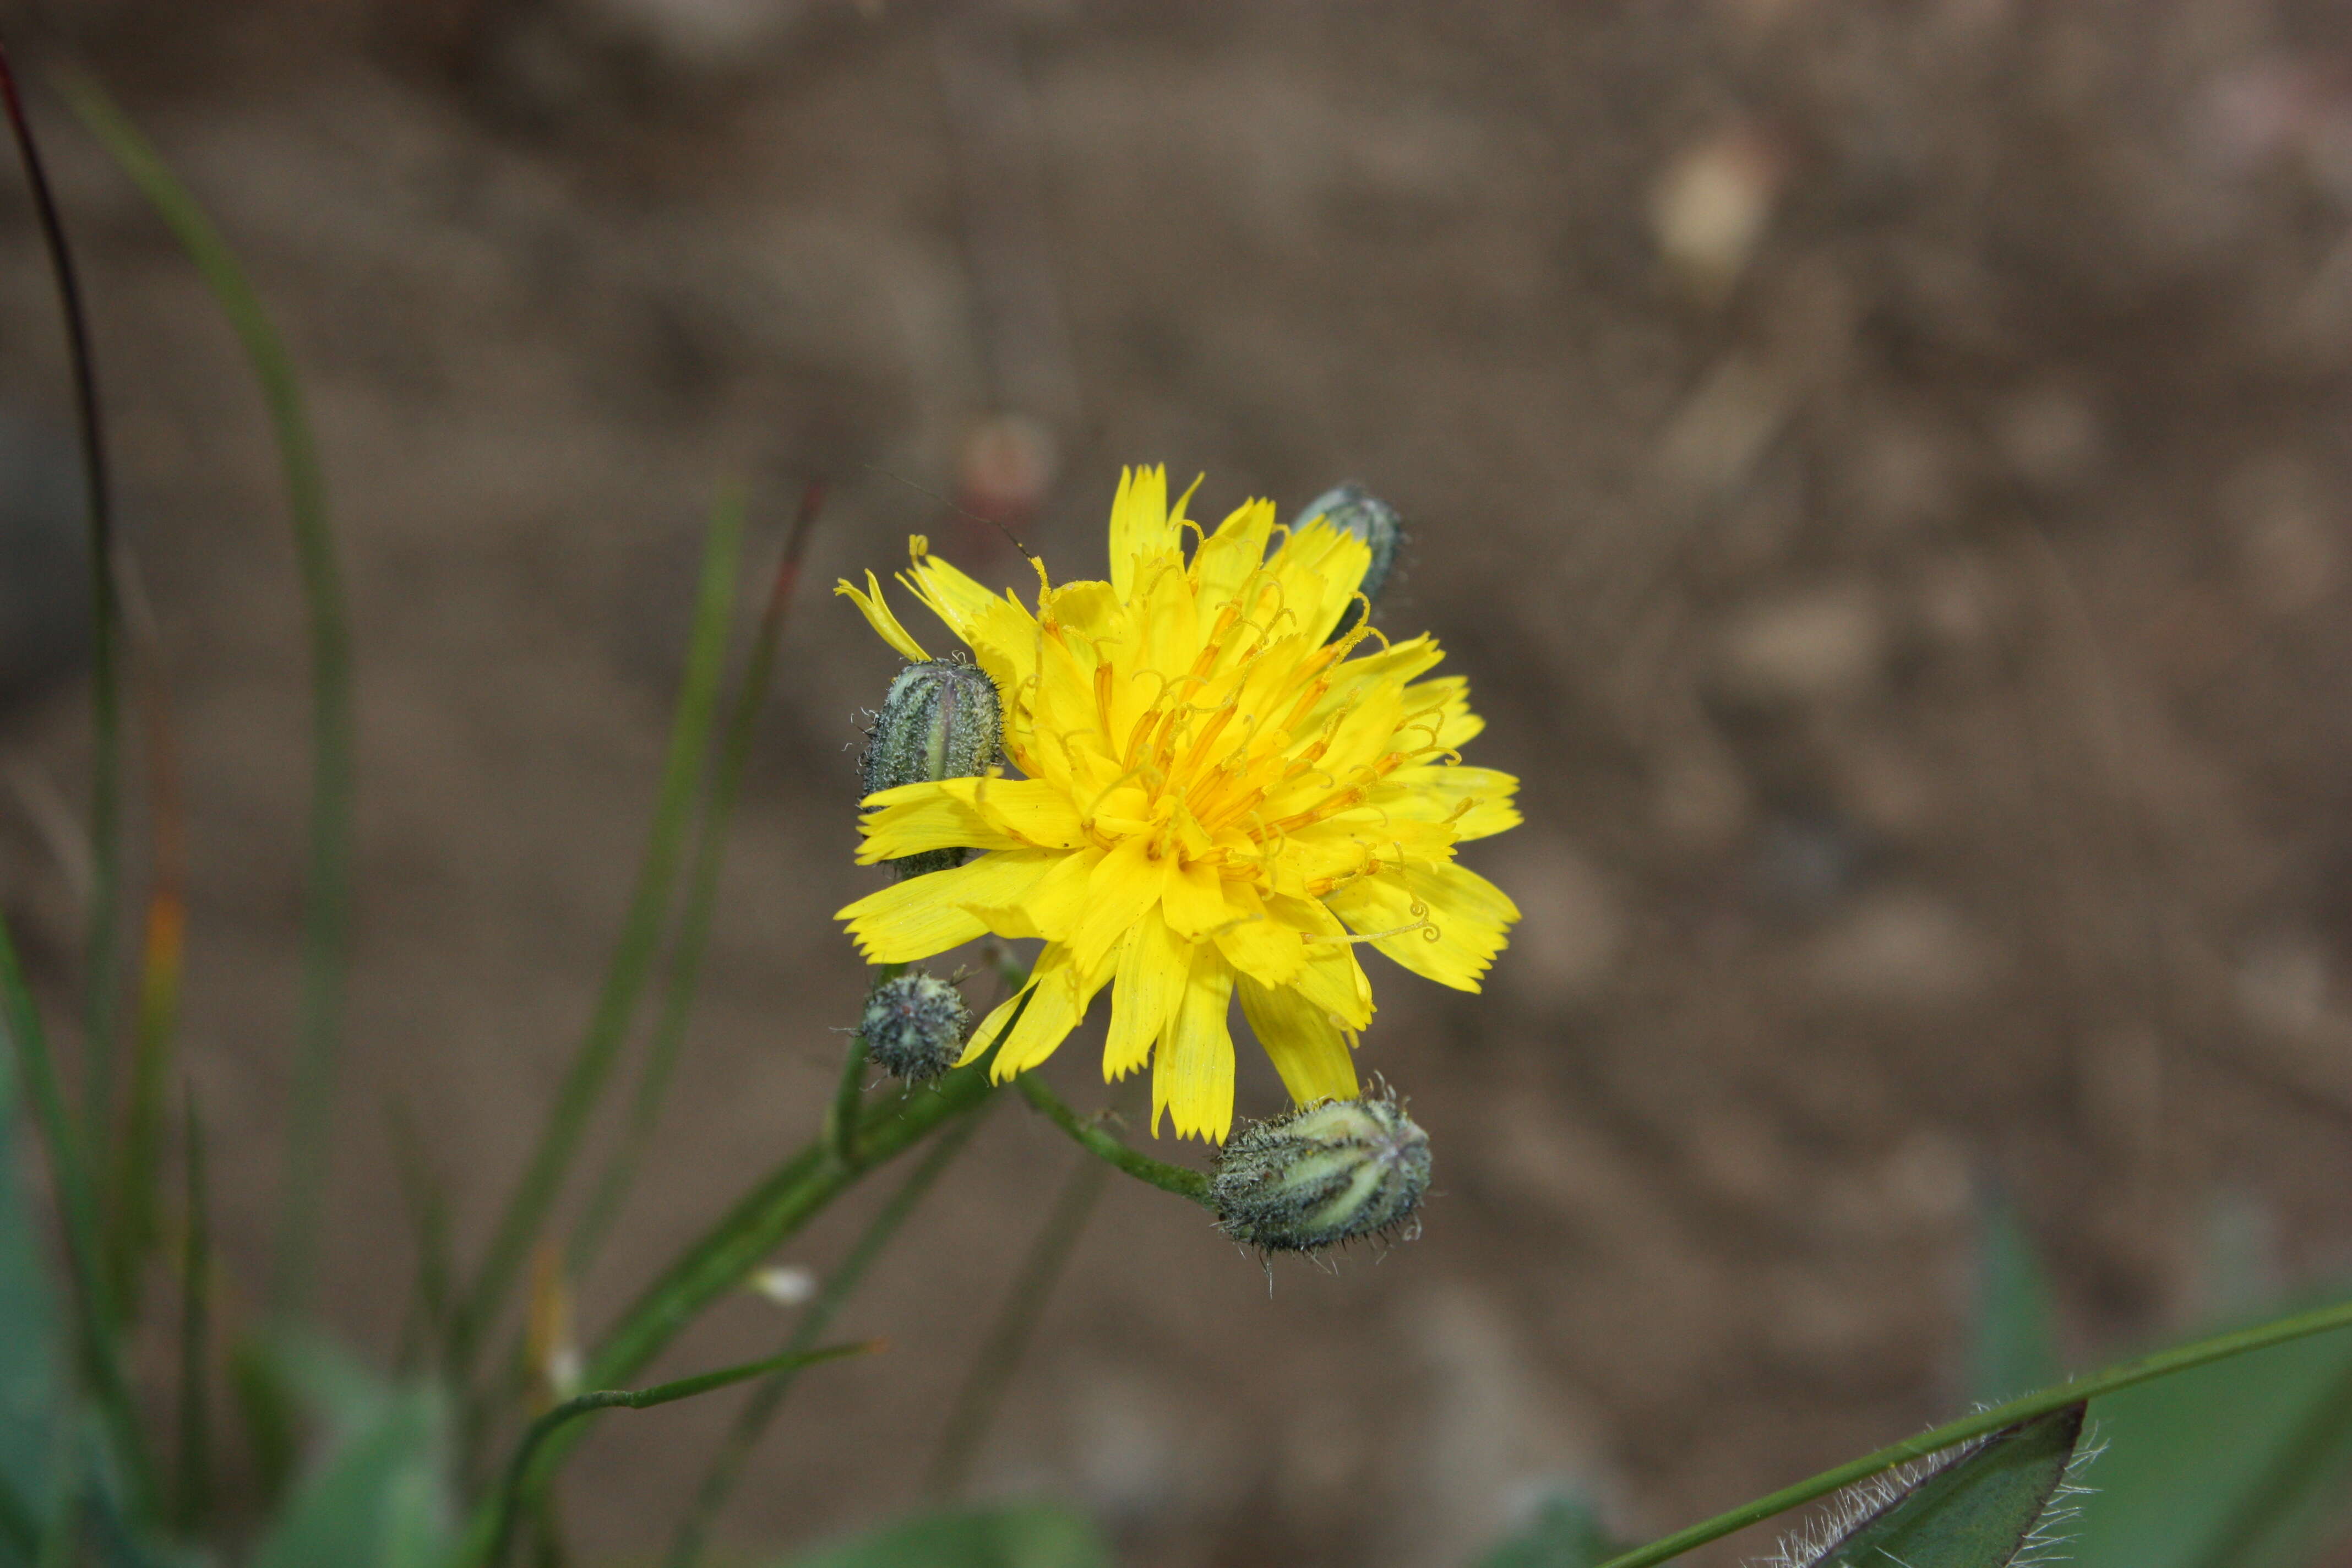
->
xmin=1014 ymin=1075 xmax=1210 ymax=1205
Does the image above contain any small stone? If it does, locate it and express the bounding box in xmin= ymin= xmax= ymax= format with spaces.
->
xmin=1716 ymin=579 xmax=1888 ymax=706
xmin=1651 ymin=126 xmax=1785 ymax=305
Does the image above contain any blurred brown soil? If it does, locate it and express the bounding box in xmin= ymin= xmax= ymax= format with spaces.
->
xmin=5 ymin=2 xmax=2352 ymax=1565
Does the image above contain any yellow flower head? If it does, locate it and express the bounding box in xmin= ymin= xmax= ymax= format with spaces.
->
xmin=834 ymin=467 xmax=1521 ymax=1141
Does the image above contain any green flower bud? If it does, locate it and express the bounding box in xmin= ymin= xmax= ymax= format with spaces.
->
xmin=859 ymin=659 xmax=1003 ymax=880
xmin=1210 ymin=1091 xmax=1431 ymax=1254
xmin=1292 ymin=483 xmax=1404 ymax=642
xmin=858 ymin=971 xmax=972 ymax=1082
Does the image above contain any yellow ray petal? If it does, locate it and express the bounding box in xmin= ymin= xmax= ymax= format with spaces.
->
xmin=1372 ymin=765 xmax=1523 ymax=843
xmin=979 ymin=846 xmax=1097 ymax=944
xmin=857 ymin=777 xmax=1084 ymax=861
xmin=1104 ymin=908 xmax=1188 ymax=1082
xmin=1267 ymin=893 xmax=1374 ymax=1029
xmin=901 ymin=547 xmax=997 ymax=642
xmin=1108 ymin=465 xmax=1184 ymax=597
xmin=837 ymin=848 xmax=1059 ymax=961
xmin=1193 ymin=498 xmax=1277 ymax=607
xmin=981 ymin=943 xmax=1110 ymax=1080
xmin=1152 ymin=942 xmax=1236 ymax=1141
xmin=834 ymin=572 xmax=931 ymax=662
xmin=1235 ymin=975 xmax=1359 ymax=1107
xmin=1324 ymin=861 xmax=1518 ymax=992
xmin=1159 ymin=854 xmax=1231 ymax=939
xmin=1067 ymin=835 xmax=1173 ymax=981
xmin=1264 ymin=520 xmax=1374 ymax=645
xmin=1211 ymin=883 xmax=1308 ymax=988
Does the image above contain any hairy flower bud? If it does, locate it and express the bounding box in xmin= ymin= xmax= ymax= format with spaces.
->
xmin=1210 ymin=1092 xmax=1431 ymax=1254
xmin=859 ymin=659 xmax=1003 ymax=880
xmin=858 ymin=971 xmax=972 ymax=1082
xmin=1292 ymin=483 xmax=1404 ymax=641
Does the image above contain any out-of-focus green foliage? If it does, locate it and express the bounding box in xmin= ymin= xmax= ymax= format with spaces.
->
xmin=1967 ymin=1202 xmax=2352 ymax=1568
xmin=777 ymin=1504 xmax=1111 ymax=1568
xmin=242 ymin=1343 xmax=454 ymax=1568
xmin=1475 ymin=1491 xmax=1623 ymax=1568
xmin=1970 ymin=1197 xmax=2061 ymax=1408
xmin=0 ymin=1024 xmax=56 ymax=1563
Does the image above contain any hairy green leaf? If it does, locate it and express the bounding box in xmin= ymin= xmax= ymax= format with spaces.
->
xmin=1777 ymin=1406 xmax=2086 ymax=1568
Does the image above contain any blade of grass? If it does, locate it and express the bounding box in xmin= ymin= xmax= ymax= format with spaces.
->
xmin=386 ymin=1097 xmax=454 ymax=1379
xmin=450 ymin=486 xmax=748 ymax=1373
xmin=173 ymin=1094 xmax=211 ymax=1535
xmin=0 ymin=914 xmax=151 ymax=1513
xmin=1596 ymin=1293 xmax=2352 ymax=1568
xmin=108 ymin=557 xmax=187 ymax=1319
xmin=666 ymin=1095 xmax=992 ymax=1568
xmin=567 ymin=485 xmax=824 ymax=1277
xmin=924 ymin=1130 xmax=1112 ymax=1499
xmin=453 ymin=995 xmax=1031 ymax=1566
xmin=0 ymin=39 xmax=124 ymax=1160
xmin=57 ymin=72 xmax=357 ymax=1323
xmin=488 ymin=1340 xmax=883 ymax=1568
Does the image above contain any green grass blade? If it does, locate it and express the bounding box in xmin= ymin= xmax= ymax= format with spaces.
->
xmin=1970 ymin=1196 xmax=2060 ymax=1408
xmin=107 ymin=570 xmax=189 ymax=1320
xmin=56 ymin=71 xmax=357 ymax=1323
xmin=924 ymin=1139 xmax=1110 ymax=1500
xmin=453 ymin=487 xmax=748 ymax=1371
xmin=0 ymin=41 xmax=125 ymax=1164
xmin=386 ymin=1098 xmax=454 ymax=1379
xmin=0 ymin=916 xmax=150 ymax=1513
xmin=488 ymin=1341 xmax=880 ymax=1568
xmin=666 ymin=1097 xmax=992 ymax=1568
xmin=447 ymin=951 xmax=1031 ymax=1566
xmin=567 ymin=488 xmax=822 ymax=1276
xmin=172 ymin=1095 xmax=211 ymax=1535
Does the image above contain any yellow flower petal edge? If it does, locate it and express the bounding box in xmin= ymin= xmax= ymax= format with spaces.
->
xmin=833 ymin=466 xmax=1521 ymax=1141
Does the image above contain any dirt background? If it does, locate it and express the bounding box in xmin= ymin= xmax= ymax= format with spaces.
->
xmin=3 ymin=0 xmax=2352 ymax=1564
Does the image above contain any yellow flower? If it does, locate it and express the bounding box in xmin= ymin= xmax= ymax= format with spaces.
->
xmin=834 ymin=467 xmax=1521 ymax=1141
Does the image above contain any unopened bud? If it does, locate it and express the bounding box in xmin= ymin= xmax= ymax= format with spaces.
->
xmin=1293 ymin=483 xmax=1404 ymax=641
xmin=859 ymin=659 xmax=1003 ymax=879
xmin=1210 ymin=1091 xmax=1431 ymax=1254
xmin=859 ymin=971 xmax=972 ymax=1082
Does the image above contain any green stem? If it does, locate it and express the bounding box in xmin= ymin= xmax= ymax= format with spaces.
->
xmin=568 ymin=487 xmax=824 ymax=1276
xmin=666 ymin=1098 xmax=992 ymax=1568
xmin=1597 ymin=1293 xmax=2352 ymax=1568
xmin=1014 ymin=1075 xmax=1210 ymax=1205
xmin=173 ymin=1094 xmax=212 ymax=1534
xmin=924 ymin=1132 xmax=1112 ymax=1499
xmin=0 ymin=43 xmax=123 ymax=1165
xmin=0 ymin=915 xmax=151 ymax=1512
xmin=453 ymin=487 xmax=747 ymax=1368
xmin=825 ymin=1037 xmax=869 ymax=1164
xmin=455 ymin=994 xmax=1035 ymax=1565
xmin=488 ymin=1340 xmax=879 ymax=1568
xmin=59 ymin=72 xmax=357 ymax=1322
